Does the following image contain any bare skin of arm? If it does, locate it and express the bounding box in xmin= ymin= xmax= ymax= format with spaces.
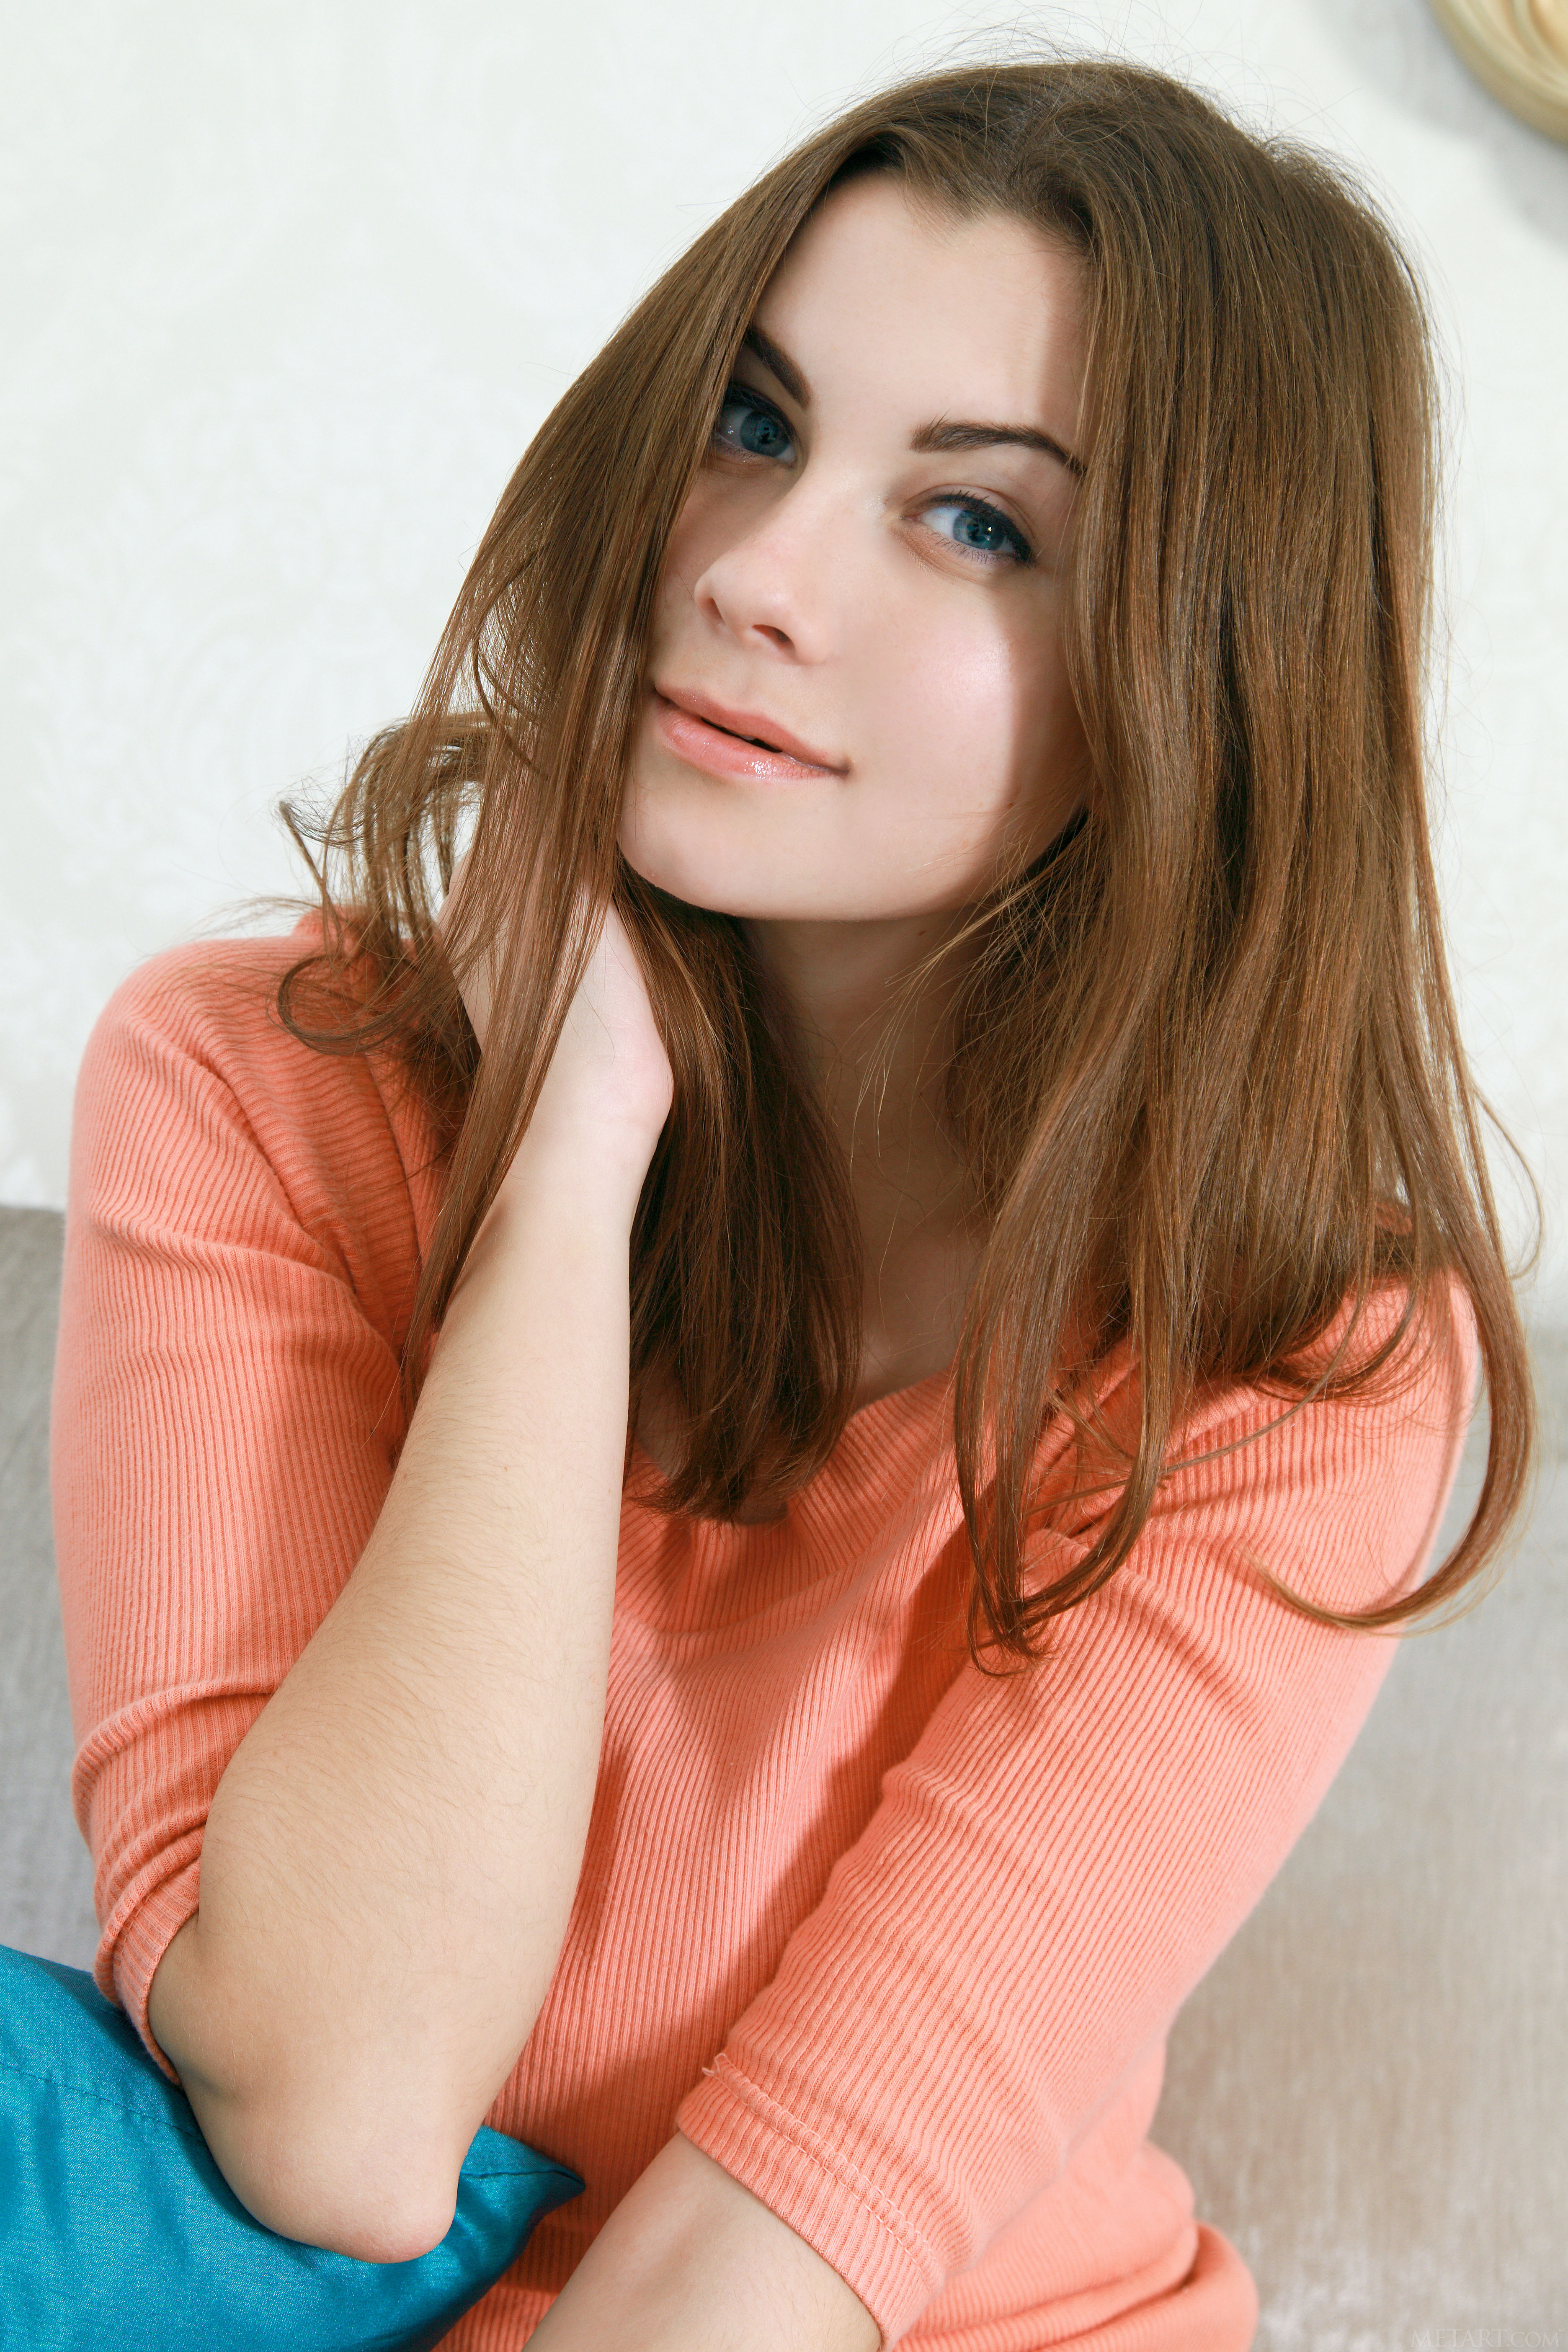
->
xmin=525 ymin=2133 xmax=880 ymax=2352
xmin=147 ymin=901 xmax=673 ymax=2264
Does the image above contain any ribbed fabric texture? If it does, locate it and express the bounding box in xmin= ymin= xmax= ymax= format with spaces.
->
xmin=50 ymin=929 xmax=1475 ymax=2352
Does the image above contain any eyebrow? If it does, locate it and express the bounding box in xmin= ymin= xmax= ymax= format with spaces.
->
xmin=739 ymin=322 xmax=1084 ymax=478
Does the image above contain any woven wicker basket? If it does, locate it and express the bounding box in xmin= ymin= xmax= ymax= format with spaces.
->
xmin=1427 ymin=0 xmax=1568 ymax=141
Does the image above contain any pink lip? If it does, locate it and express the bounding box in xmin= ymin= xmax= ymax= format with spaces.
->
xmin=650 ymin=684 xmax=843 ymax=781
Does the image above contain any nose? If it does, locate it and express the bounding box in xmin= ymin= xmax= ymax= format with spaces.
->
xmin=686 ymin=480 xmax=840 ymax=663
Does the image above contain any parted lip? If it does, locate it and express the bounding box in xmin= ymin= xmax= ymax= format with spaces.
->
xmin=652 ymin=681 xmax=845 ymax=772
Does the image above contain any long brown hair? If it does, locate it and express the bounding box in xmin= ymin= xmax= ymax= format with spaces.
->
xmin=279 ymin=54 xmax=1536 ymax=1669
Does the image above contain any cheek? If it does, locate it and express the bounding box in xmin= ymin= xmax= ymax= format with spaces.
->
xmin=653 ymin=478 xmax=742 ymax=613
xmin=872 ymin=594 xmax=1079 ymax=825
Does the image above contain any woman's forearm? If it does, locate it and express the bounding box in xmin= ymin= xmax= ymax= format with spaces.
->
xmin=527 ymin=2135 xmax=882 ymax=2352
xmin=147 ymin=1124 xmax=647 ymax=2261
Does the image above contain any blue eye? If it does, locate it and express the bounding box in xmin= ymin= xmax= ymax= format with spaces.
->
xmin=924 ymin=498 xmax=1033 ymax=567
xmin=712 ymin=383 xmax=796 ymax=463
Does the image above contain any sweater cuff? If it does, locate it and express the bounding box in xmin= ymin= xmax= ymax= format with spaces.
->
xmin=676 ymin=2053 xmax=940 ymax=2348
xmin=97 ymin=1852 xmax=201 ymax=2084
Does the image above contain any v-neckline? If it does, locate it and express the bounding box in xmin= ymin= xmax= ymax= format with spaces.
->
xmin=629 ymin=1357 xmax=954 ymax=1508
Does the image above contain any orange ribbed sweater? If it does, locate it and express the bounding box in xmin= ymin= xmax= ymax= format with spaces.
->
xmin=50 ymin=931 xmax=1473 ymax=2351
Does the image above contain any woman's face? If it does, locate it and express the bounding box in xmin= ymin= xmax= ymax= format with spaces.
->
xmin=619 ymin=172 xmax=1089 ymax=923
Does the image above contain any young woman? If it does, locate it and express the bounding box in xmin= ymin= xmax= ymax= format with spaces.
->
xmin=52 ymin=53 xmax=1533 ymax=2352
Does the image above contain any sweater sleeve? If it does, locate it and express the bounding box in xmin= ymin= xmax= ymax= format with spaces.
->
xmin=674 ymin=1302 xmax=1475 ymax=2345
xmin=50 ymin=938 xmax=430 ymax=2080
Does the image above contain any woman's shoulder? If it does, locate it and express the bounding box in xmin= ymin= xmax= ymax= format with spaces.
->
xmin=94 ymin=913 xmax=370 ymax=1054
xmin=1194 ymin=1272 xmax=1476 ymax=1442
xmin=1035 ymin=1274 xmax=1480 ymax=1622
xmin=1063 ymin=1273 xmax=1476 ymax=1469
xmin=75 ymin=917 xmax=449 ymax=1292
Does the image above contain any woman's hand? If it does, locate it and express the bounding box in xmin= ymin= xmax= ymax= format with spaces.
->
xmin=441 ymin=851 xmax=674 ymax=1181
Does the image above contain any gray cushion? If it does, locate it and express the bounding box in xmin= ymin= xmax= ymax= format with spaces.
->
xmin=2 ymin=1203 xmax=1562 ymax=2341
xmin=1155 ymin=1429 xmax=1567 ymax=2341
xmin=0 ymin=1207 xmax=97 ymax=1967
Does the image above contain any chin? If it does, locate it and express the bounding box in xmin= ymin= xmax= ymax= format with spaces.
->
xmin=617 ymin=793 xmax=990 ymax=924
xmin=618 ymin=812 xmax=807 ymax=920
xmin=619 ymin=849 xmax=813 ymax=921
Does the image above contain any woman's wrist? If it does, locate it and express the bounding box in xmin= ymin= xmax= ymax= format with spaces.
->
xmin=506 ymin=1104 xmax=657 ymax=1213
xmin=455 ymin=1115 xmax=652 ymax=1289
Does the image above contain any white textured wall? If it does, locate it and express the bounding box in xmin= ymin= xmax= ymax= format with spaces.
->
xmin=5 ymin=0 xmax=1565 ymax=1319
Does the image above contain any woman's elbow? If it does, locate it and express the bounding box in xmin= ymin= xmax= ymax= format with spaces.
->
xmin=192 ymin=2086 xmax=461 ymax=2264
xmin=148 ymin=1915 xmax=463 ymax=2262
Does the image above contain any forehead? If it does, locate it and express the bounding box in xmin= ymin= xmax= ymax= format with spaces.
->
xmin=753 ymin=173 xmax=1086 ymax=432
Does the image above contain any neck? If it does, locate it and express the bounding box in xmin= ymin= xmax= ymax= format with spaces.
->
xmin=742 ymin=909 xmax=984 ymax=1408
xmin=741 ymin=911 xmax=960 ymax=1156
